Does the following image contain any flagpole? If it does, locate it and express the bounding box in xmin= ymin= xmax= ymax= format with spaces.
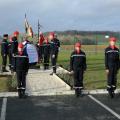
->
xmin=25 ymin=13 xmax=26 ymax=19
xmin=25 ymin=13 xmax=27 ymax=34
xmin=38 ymin=19 xmax=40 ymax=41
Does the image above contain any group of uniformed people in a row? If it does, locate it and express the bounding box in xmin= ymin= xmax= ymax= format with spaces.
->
xmin=36 ymin=32 xmax=60 ymax=73
xmin=70 ymin=37 xmax=119 ymax=98
xmin=1 ymin=32 xmax=119 ymax=99
xmin=1 ymin=31 xmax=60 ymax=98
xmin=1 ymin=31 xmax=19 ymax=72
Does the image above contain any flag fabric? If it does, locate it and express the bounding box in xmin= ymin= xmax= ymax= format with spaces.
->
xmin=26 ymin=43 xmax=39 ymax=63
xmin=25 ymin=16 xmax=29 ymax=33
xmin=28 ymin=26 xmax=33 ymax=38
xmin=39 ymin=32 xmax=45 ymax=46
xmin=25 ymin=15 xmax=34 ymax=38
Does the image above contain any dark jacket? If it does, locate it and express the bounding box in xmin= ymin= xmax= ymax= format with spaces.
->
xmin=50 ymin=38 xmax=60 ymax=55
xmin=13 ymin=53 xmax=29 ymax=72
xmin=105 ymin=46 xmax=120 ymax=70
xmin=8 ymin=42 xmax=12 ymax=54
xmin=11 ymin=37 xmax=18 ymax=55
xmin=70 ymin=50 xmax=87 ymax=71
xmin=43 ymin=42 xmax=51 ymax=56
xmin=1 ymin=39 xmax=8 ymax=55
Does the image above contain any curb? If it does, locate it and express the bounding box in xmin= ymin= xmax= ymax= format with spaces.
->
xmin=57 ymin=67 xmax=70 ymax=74
xmin=53 ymin=74 xmax=71 ymax=90
xmin=0 ymin=89 xmax=119 ymax=98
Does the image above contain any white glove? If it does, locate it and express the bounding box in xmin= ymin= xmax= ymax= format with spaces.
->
xmin=59 ymin=47 xmax=61 ymax=51
xmin=69 ymin=71 xmax=74 ymax=75
xmin=52 ymin=54 xmax=55 ymax=58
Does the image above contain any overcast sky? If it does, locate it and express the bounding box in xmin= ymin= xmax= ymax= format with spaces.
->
xmin=0 ymin=0 xmax=120 ymax=34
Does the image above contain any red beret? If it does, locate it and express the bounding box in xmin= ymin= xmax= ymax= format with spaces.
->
xmin=39 ymin=32 xmax=43 ymax=35
xmin=14 ymin=31 xmax=19 ymax=36
xmin=110 ymin=37 xmax=117 ymax=42
xmin=75 ymin=42 xmax=81 ymax=47
xmin=18 ymin=43 xmax=24 ymax=49
xmin=49 ymin=32 xmax=55 ymax=37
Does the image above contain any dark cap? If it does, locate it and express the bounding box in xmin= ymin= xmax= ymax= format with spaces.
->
xmin=3 ymin=34 xmax=8 ymax=37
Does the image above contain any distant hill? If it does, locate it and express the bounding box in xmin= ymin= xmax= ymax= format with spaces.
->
xmin=45 ymin=30 xmax=120 ymax=37
xmin=23 ymin=30 xmax=120 ymax=45
xmin=45 ymin=30 xmax=120 ymax=45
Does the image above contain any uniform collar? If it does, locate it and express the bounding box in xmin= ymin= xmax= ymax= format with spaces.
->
xmin=75 ymin=50 xmax=81 ymax=54
xmin=109 ymin=45 xmax=116 ymax=50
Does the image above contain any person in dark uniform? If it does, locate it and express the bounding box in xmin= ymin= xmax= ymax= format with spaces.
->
xmin=105 ymin=37 xmax=120 ymax=98
xmin=1 ymin=34 xmax=9 ymax=72
xmin=49 ymin=32 xmax=60 ymax=75
xmin=70 ymin=42 xmax=87 ymax=97
xmin=13 ymin=43 xmax=29 ymax=98
xmin=43 ymin=37 xmax=50 ymax=70
xmin=38 ymin=32 xmax=44 ymax=63
xmin=8 ymin=36 xmax=13 ymax=70
xmin=11 ymin=31 xmax=19 ymax=71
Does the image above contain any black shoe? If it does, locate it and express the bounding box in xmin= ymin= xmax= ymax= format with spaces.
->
xmin=2 ymin=69 xmax=9 ymax=72
xmin=46 ymin=65 xmax=49 ymax=69
xmin=75 ymin=89 xmax=80 ymax=98
xmin=46 ymin=66 xmax=49 ymax=69
xmin=9 ymin=65 xmax=11 ymax=70
xmin=108 ymin=90 xmax=115 ymax=98
xmin=22 ymin=92 xmax=28 ymax=99
xmin=50 ymin=72 xmax=53 ymax=75
xmin=44 ymin=66 xmax=47 ymax=70
xmin=18 ymin=91 xmax=22 ymax=99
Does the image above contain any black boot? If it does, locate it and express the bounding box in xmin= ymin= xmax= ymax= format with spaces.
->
xmin=3 ymin=69 xmax=9 ymax=72
xmin=44 ymin=65 xmax=46 ymax=70
xmin=46 ymin=64 xmax=49 ymax=69
xmin=9 ymin=65 xmax=12 ymax=70
xmin=50 ymin=72 xmax=53 ymax=75
xmin=2 ymin=67 xmax=9 ymax=72
xmin=107 ymin=88 xmax=115 ymax=98
xmin=21 ymin=90 xmax=27 ymax=99
xmin=53 ymin=67 xmax=56 ymax=74
xmin=108 ymin=90 xmax=114 ymax=98
xmin=18 ymin=89 xmax=22 ymax=99
xmin=75 ymin=88 xmax=80 ymax=98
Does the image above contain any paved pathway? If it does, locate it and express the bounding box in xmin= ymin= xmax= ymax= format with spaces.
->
xmin=26 ymin=68 xmax=71 ymax=95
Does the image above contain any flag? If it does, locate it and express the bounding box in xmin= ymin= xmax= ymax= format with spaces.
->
xmin=39 ymin=32 xmax=45 ymax=46
xmin=24 ymin=14 xmax=34 ymax=38
xmin=28 ymin=26 xmax=33 ymax=38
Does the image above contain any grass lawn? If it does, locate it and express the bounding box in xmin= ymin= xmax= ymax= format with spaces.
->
xmin=57 ymin=46 xmax=120 ymax=90
xmin=0 ymin=75 xmax=14 ymax=92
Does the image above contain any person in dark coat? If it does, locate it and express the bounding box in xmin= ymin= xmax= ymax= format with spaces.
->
xmin=70 ymin=42 xmax=87 ymax=97
xmin=1 ymin=34 xmax=9 ymax=72
xmin=11 ymin=31 xmax=19 ymax=71
xmin=49 ymin=32 xmax=60 ymax=75
xmin=13 ymin=43 xmax=29 ymax=98
xmin=43 ymin=38 xmax=50 ymax=70
xmin=38 ymin=32 xmax=44 ymax=63
xmin=8 ymin=36 xmax=13 ymax=70
xmin=105 ymin=37 xmax=120 ymax=98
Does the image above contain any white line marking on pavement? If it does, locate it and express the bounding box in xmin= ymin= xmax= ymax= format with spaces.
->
xmin=0 ymin=98 xmax=7 ymax=120
xmin=88 ymin=95 xmax=120 ymax=120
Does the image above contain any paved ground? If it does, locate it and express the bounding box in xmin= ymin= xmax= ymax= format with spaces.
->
xmin=0 ymin=94 xmax=119 ymax=120
xmin=0 ymin=67 xmax=120 ymax=120
xmin=26 ymin=68 xmax=71 ymax=95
